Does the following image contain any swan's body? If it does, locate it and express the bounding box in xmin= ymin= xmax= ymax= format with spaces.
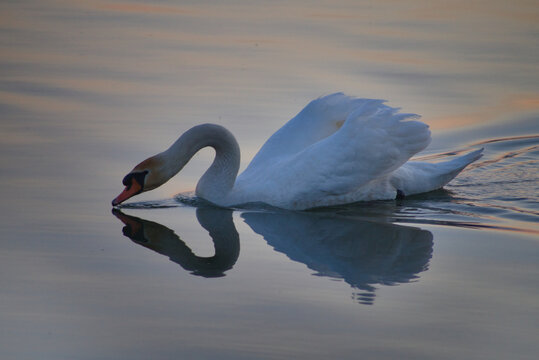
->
xmin=112 ymin=93 xmax=483 ymax=210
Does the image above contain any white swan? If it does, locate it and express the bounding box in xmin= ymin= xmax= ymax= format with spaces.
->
xmin=112 ymin=93 xmax=483 ymax=210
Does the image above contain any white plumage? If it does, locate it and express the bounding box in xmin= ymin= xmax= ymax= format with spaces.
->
xmin=113 ymin=93 xmax=483 ymax=209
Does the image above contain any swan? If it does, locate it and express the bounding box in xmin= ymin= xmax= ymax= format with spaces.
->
xmin=112 ymin=93 xmax=483 ymax=210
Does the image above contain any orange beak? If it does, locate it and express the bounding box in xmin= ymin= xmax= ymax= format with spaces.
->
xmin=112 ymin=178 xmax=143 ymax=206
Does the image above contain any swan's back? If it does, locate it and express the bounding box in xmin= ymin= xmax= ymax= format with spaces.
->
xmin=233 ymin=93 xmax=433 ymax=208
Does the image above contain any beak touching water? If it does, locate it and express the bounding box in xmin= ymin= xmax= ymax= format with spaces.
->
xmin=112 ymin=177 xmax=143 ymax=206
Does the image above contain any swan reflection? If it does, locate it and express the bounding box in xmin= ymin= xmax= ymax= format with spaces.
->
xmin=112 ymin=208 xmax=239 ymax=278
xmin=113 ymin=207 xmax=433 ymax=304
xmin=242 ymin=211 xmax=433 ymax=304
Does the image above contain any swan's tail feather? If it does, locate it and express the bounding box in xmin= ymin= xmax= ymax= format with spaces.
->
xmin=435 ymin=148 xmax=484 ymax=176
xmin=446 ymin=147 xmax=484 ymax=167
xmin=390 ymin=148 xmax=484 ymax=196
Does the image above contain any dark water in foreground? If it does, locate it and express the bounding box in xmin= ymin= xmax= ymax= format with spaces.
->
xmin=1 ymin=1 xmax=538 ymax=359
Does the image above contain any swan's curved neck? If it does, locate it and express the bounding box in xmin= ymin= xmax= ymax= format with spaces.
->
xmin=164 ymin=124 xmax=240 ymax=204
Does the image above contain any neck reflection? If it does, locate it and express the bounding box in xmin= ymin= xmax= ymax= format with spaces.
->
xmin=112 ymin=208 xmax=239 ymax=278
xmin=112 ymin=207 xmax=433 ymax=304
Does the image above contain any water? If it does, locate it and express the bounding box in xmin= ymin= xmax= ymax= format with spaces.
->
xmin=1 ymin=1 xmax=538 ymax=359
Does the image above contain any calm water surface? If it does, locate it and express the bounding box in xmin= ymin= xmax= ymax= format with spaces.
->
xmin=1 ymin=1 xmax=538 ymax=359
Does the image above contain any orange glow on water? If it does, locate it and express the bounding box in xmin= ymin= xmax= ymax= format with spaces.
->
xmin=429 ymin=94 xmax=539 ymax=130
xmin=96 ymin=2 xmax=193 ymax=15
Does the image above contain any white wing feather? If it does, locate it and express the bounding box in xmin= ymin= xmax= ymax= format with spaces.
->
xmin=244 ymin=93 xmax=372 ymax=170
xmin=235 ymin=94 xmax=431 ymax=208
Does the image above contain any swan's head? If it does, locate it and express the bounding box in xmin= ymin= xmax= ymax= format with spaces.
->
xmin=112 ymin=154 xmax=168 ymax=206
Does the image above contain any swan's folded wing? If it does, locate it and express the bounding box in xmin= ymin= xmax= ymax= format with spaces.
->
xmin=270 ymin=101 xmax=431 ymax=199
xmin=244 ymin=93 xmax=374 ymax=171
